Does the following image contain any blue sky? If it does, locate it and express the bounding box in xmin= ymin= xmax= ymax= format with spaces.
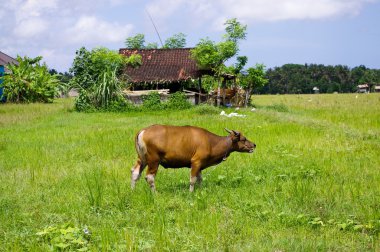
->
xmin=1 ymin=0 xmax=379 ymax=72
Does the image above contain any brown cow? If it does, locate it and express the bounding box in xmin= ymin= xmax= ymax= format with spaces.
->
xmin=131 ymin=125 xmax=256 ymax=192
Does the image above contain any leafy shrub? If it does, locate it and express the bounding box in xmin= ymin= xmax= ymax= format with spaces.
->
xmin=103 ymin=97 xmax=137 ymax=112
xmin=37 ymin=223 xmax=91 ymax=250
xmin=141 ymin=92 xmax=163 ymax=110
xmin=1 ymin=56 xmax=60 ymax=103
xmin=166 ymin=92 xmax=192 ymax=110
xmin=70 ymin=47 xmax=141 ymax=111
xmin=191 ymin=104 xmax=221 ymax=115
xmin=94 ymin=69 xmax=122 ymax=108
xmin=74 ymin=89 xmax=95 ymax=112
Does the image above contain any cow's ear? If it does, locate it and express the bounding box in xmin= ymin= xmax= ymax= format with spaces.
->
xmin=225 ymin=128 xmax=232 ymax=134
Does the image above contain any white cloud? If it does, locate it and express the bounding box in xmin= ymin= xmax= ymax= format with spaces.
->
xmin=1 ymin=0 xmax=135 ymax=70
xmin=13 ymin=17 xmax=49 ymax=38
xmin=146 ymin=0 xmax=376 ymax=24
xmin=219 ymin=0 xmax=372 ymax=22
xmin=65 ymin=16 xmax=133 ymax=45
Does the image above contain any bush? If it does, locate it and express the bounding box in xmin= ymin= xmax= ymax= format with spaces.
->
xmin=141 ymin=92 xmax=163 ymax=110
xmin=166 ymin=92 xmax=192 ymax=110
xmin=70 ymin=47 xmax=142 ymax=111
xmin=1 ymin=56 xmax=60 ymax=103
xmin=74 ymin=90 xmax=95 ymax=112
xmin=104 ymin=98 xmax=137 ymax=112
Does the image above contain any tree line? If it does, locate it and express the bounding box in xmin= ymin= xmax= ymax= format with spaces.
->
xmin=255 ymin=64 xmax=380 ymax=94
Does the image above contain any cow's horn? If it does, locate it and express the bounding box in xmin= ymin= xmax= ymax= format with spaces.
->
xmin=225 ymin=128 xmax=232 ymax=134
xmin=232 ymin=130 xmax=240 ymax=136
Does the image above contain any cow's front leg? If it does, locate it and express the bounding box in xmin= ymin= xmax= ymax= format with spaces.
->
xmin=190 ymin=163 xmax=201 ymax=192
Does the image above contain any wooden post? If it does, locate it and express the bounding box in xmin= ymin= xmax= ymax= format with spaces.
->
xmin=222 ymin=78 xmax=226 ymax=106
xmin=234 ymin=78 xmax=238 ymax=107
xmin=217 ymin=79 xmax=221 ymax=107
xmin=198 ymin=77 xmax=202 ymax=105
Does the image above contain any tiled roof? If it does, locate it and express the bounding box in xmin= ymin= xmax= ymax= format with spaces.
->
xmin=119 ymin=48 xmax=208 ymax=84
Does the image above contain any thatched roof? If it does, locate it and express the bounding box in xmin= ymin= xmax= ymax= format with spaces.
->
xmin=119 ymin=48 xmax=209 ymax=84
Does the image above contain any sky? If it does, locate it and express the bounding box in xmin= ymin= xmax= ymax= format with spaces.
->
xmin=1 ymin=0 xmax=379 ymax=72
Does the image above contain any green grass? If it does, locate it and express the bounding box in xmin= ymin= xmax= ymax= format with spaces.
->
xmin=0 ymin=94 xmax=379 ymax=251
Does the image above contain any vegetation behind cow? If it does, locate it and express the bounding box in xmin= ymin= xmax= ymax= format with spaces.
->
xmin=0 ymin=94 xmax=379 ymax=251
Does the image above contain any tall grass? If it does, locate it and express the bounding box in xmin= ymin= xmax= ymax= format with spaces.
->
xmin=0 ymin=94 xmax=379 ymax=251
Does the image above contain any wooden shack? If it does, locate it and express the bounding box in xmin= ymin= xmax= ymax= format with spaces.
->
xmin=119 ymin=48 xmax=210 ymax=104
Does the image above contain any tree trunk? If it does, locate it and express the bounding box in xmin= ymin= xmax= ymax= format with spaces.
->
xmin=244 ymin=86 xmax=251 ymax=108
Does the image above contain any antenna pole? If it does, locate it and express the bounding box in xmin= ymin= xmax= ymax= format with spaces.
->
xmin=145 ymin=9 xmax=164 ymax=48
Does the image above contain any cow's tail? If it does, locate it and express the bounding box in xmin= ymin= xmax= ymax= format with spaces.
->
xmin=135 ymin=130 xmax=147 ymax=165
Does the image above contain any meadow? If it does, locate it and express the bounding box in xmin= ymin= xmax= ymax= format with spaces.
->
xmin=0 ymin=93 xmax=379 ymax=251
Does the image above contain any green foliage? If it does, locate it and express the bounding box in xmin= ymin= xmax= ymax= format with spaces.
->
xmin=200 ymin=75 xmax=219 ymax=92
xmin=234 ymin=56 xmax=248 ymax=74
xmin=69 ymin=47 xmax=94 ymax=90
xmin=94 ymin=69 xmax=122 ymax=108
xmin=190 ymin=38 xmax=219 ymax=70
xmin=36 ymin=223 xmax=91 ymax=251
xmin=90 ymin=47 xmax=128 ymax=72
xmin=141 ymin=92 xmax=164 ymax=110
xmin=191 ymin=18 xmax=246 ymax=75
xmin=140 ymin=91 xmax=192 ymax=111
xmin=146 ymin=42 xmax=159 ymax=49
xmin=166 ymin=91 xmax=192 ymax=110
xmin=242 ymin=64 xmax=268 ymax=89
xmin=74 ymin=89 xmax=94 ymax=112
xmin=125 ymin=33 xmax=145 ymax=49
xmin=125 ymin=33 xmax=188 ymax=50
xmin=124 ymin=54 xmax=142 ymax=68
xmin=163 ymin=33 xmax=187 ymax=49
xmin=0 ymin=56 xmax=60 ymax=103
xmin=240 ymin=64 xmax=268 ymax=106
xmin=224 ymin=18 xmax=247 ymax=43
xmin=262 ymin=64 xmax=380 ymax=94
xmin=70 ymin=47 xmax=141 ymax=111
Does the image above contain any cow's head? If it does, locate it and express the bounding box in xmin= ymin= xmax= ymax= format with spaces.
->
xmin=225 ymin=128 xmax=256 ymax=153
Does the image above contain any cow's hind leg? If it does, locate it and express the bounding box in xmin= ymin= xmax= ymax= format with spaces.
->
xmin=131 ymin=158 xmax=146 ymax=189
xmin=190 ymin=162 xmax=202 ymax=192
xmin=145 ymin=160 xmax=159 ymax=192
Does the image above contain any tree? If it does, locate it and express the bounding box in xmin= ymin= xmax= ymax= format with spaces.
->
xmin=191 ymin=19 xmax=246 ymax=73
xmin=125 ymin=34 xmax=145 ymax=49
xmin=191 ymin=18 xmax=247 ymax=106
xmin=146 ymin=42 xmax=159 ymax=49
xmin=224 ymin=18 xmax=247 ymax=43
xmin=0 ymin=56 xmax=60 ymax=103
xmin=241 ymin=64 xmax=268 ymax=107
xmin=163 ymin=33 xmax=187 ymax=49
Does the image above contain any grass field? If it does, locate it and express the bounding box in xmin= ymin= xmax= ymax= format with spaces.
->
xmin=0 ymin=93 xmax=379 ymax=251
